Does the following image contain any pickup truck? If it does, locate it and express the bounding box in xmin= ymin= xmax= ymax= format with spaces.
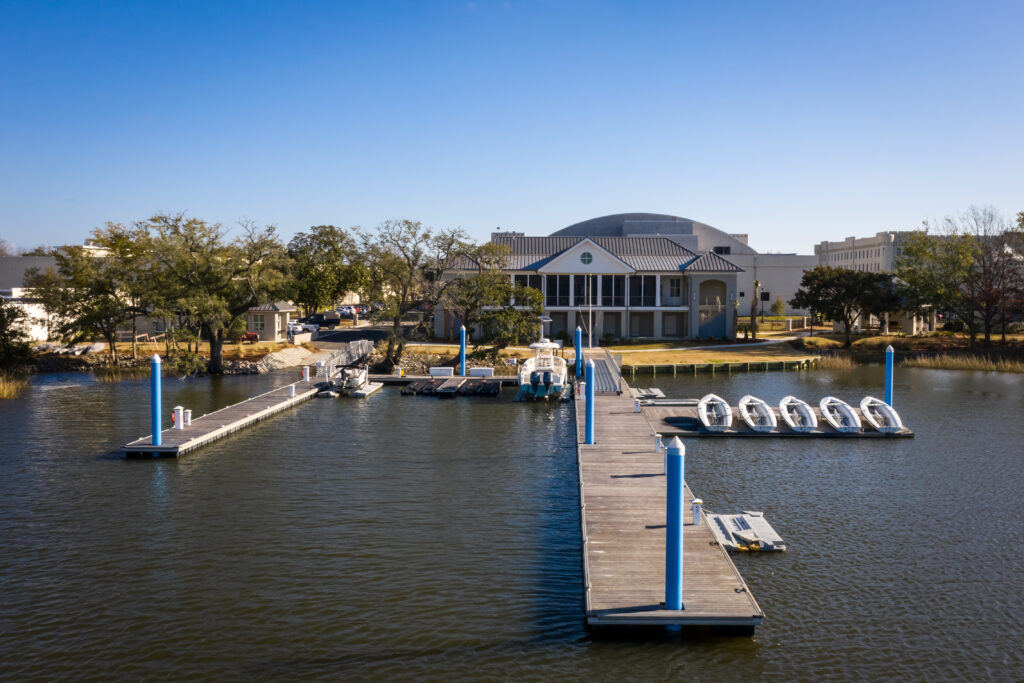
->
xmin=299 ymin=313 xmax=344 ymax=330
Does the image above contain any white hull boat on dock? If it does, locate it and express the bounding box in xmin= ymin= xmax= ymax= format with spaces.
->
xmin=778 ymin=395 xmax=817 ymax=432
xmin=819 ymin=396 xmax=862 ymax=433
xmin=338 ymin=365 xmax=369 ymax=395
xmin=859 ymin=396 xmax=903 ymax=433
xmin=518 ymin=339 xmax=567 ymax=400
xmin=738 ymin=395 xmax=777 ymax=432
xmin=697 ymin=393 xmax=732 ymax=431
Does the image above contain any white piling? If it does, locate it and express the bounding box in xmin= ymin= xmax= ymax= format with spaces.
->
xmin=302 ymin=366 xmax=310 ymax=382
xmin=173 ymin=406 xmax=184 ymax=430
xmin=634 ymin=399 xmax=640 ymax=413
xmin=691 ymin=498 xmax=703 ymax=526
xmin=184 ymin=409 xmax=192 ymax=426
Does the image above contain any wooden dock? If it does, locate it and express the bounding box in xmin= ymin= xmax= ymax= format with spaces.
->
xmin=576 ymin=352 xmax=764 ymax=631
xmin=123 ymin=382 xmax=320 ymax=457
xmin=643 ymin=401 xmax=914 ymax=438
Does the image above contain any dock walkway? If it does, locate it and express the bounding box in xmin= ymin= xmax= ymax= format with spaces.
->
xmin=123 ymin=382 xmax=319 ymax=457
xmin=576 ymin=351 xmax=764 ymax=630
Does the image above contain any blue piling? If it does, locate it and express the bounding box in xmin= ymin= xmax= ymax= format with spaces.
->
xmin=575 ymin=326 xmax=583 ymax=377
xmin=585 ymin=359 xmax=595 ymax=444
xmin=665 ymin=436 xmax=685 ymax=611
xmin=460 ymin=325 xmax=466 ymax=377
xmin=884 ymin=345 xmax=894 ymax=406
xmin=151 ymin=354 xmax=162 ymax=447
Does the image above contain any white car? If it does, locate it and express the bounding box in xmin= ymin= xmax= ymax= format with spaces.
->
xmin=289 ymin=322 xmax=318 ymax=334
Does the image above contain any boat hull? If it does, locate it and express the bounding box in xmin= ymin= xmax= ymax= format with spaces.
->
xmin=859 ymin=396 xmax=903 ymax=433
xmin=738 ymin=395 xmax=777 ymax=432
xmin=819 ymin=396 xmax=861 ymax=433
xmin=779 ymin=395 xmax=817 ymax=432
xmin=697 ymin=393 xmax=732 ymax=431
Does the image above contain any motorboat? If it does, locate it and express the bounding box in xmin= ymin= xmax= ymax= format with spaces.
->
xmin=697 ymin=393 xmax=732 ymax=431
xmin=819 ymin=396 xmax=862 ymax=433
xmin=778 ymin=395 xmax=817 ymax=433
xmin=518 ymin=339 xmax=567 ymax=400
xmin=859 ymin=396 xmax=904 ymax=433
xmin=338 ymin=365 xmax=368 ymax=395
xmin=738 ymin=395 xmax=777 ymax=432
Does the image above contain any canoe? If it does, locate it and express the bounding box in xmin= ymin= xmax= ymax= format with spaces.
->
xmin=738 ymin=395 xmax=777 ymax=432
xmin=697 ymin=393 xmax=733 ymax=431
xmin=859 ymin=396 xmax=904 ymax=433
xmin=819 ymin=396 xmax=862 ymax=433
xmin=778 ymin=395 xmax=817 ymax=433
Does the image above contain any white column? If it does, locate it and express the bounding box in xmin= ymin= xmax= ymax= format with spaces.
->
xmin=655 ymin=274 xmax=662 ymax=307
xmin=596 ymin=275 xmax=603 ymax=308
xmin=568 ymin=274 xmax=574 ymax=307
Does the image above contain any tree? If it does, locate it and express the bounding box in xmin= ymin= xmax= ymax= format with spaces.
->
xmin=481 ymin=283 xmax=545 ymax=348
xmin=770 ymin=295 xmax=786 ymax=317
xmin=0 ymin=296 xmax=33 ymax=369
xmin=148 ymin=213 xmax=288 ymax=374
xmin=360 ymin=219 xmax=471 ymax=368
xmin=25 ymin=244 xmax=137 ymax=364
xmin=287 ymin=225 xmax=366 ymax=317
xmin=748 ymin=280 xmax=761 ymax=340
xmin=790 ymin=267 xmax=894 ymax=347
xmin=89 ymin=223 xmax=155 ymax=360
xmin=441 ymin=242 xmax=511 ymax=338
xmin=0 ymin=238 xmax=15 ymax=257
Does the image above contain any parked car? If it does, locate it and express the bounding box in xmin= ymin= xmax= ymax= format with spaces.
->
xmin=298 ymin=312 xmax=343 ymax=329
xmin=289 ymin=321 xmax=318 ymax=334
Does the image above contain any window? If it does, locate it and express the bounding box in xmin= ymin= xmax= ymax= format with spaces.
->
xmin=628 ymin=275 xmax=656 ymax=307
xmin=544 ymin=274 xmax=569 ymax=306
xmin=669 ymin=279 xmax=681 ymax=297
xmin=574 ymin=274 xmax=597 ymax=306
xmin=252 ymin=314 xmax=265 ymax=331
xmin=514 ymin=273 xmax=543 ymax=292
xmin=713 ymin=246 xmax=731 ymax=255
xmin=601 ymin=275 xmax=625 ymax=306
xmin=580 ymin=251 xmax=593 ymax=265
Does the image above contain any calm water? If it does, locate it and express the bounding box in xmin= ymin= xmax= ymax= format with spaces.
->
xmin=1 ymin=366 xmax=1023 ymax=680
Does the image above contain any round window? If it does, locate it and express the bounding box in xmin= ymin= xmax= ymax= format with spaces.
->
xmin=580 ymin=252 xmax=593 ymax=265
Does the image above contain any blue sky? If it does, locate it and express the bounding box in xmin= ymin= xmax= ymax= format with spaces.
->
xmin=1 ymin=0 xmax=1021 ymax=254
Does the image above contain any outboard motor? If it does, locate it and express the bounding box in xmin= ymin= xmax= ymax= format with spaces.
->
xmin=530 ymin=371 xmax=541 ymax=389
xmin=543 ymin=371 xmax=552 ymax=389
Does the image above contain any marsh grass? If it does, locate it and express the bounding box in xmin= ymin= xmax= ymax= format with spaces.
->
xmin=93 ymin=366 xmax=153 ymax=383
xmin=901 ymin=354 xmax=1024 ymax=373
xmin=0 ymin=372 xmax=29 ymax=399
xmin=815 ymin=354 xmax=855 ymax=369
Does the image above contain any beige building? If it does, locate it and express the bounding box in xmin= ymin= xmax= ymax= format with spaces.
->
xmin=813 ymin=231 xmax=917 ymax=273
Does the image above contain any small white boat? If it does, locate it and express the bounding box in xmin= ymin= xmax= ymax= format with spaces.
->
xmin=778 ymin=395 xmax=817 ymax=433
xmin=518 ymin=338 xmax=567 ymax=400
xmin=697 ymin=393 xmax=732 ymax=431
xmin=819 ymin=396 xmax=862 ymax=433
xmin=338 ymin=365 xmax=368 ymax=395
xmin=859 ymin=396 xmax=903 ymax=433
xmin=738 ymin=395 xmax=777 ymax=432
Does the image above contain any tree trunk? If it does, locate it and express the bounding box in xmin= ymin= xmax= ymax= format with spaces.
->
xmin=106 ymin=331 xmax=119 ymax=364
xmin=131 ymin=312 xmax=137 ymax=360
xmin=207 ymin=327 xmax=225 ymax=374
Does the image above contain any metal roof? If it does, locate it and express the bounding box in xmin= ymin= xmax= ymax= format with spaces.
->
xmin=455 ymin=235 xmax=742 ymax=273
xmin=248 ymin=301 xmax=297 ymax=312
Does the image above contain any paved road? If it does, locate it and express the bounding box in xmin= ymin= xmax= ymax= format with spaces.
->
xmin=314 ymin=324 xmax=392 ymax=346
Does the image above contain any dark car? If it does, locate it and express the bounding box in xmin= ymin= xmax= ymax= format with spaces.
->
xmin=299 ymin=312 xmax=343 ymax=329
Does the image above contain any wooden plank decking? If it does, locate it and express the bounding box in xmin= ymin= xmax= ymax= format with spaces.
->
xmin=123 ymin=382 xmax=320 ymax=457
xmin=576 ymin=352 xmax=764 ymax=630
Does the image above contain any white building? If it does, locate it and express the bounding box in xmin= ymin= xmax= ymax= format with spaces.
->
xmin=0 ymin=256 xmax=56 ymax=342
xmin=439 ymin=213 xmax=819 ymax=342
xmin=813 ymin=231 xmax=917 ymax=272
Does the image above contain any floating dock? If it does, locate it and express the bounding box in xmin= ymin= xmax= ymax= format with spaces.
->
xmin=707 ymin=511 xmax=786 ymax=552
xmin=123 ymin=382 xmax=319 ymax=457
xmin=397 ymin=376 xmax=505 ymax=397
xmin=576 ymin=351 xmax=764 ymax=631
xmin=642 ymin=400 xmax=914 ymax=438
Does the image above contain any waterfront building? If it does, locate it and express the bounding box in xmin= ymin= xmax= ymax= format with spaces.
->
xmin=438 ymin=213 xmax=819 ymax=342
xmin=0 ymin=255 xmax=56 ymax=341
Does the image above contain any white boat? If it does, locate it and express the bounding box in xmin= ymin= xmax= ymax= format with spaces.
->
xmin=697 ymin=393 xmax=732 ymax=431
xmin=859 ymin=396 xmax=903 ymax=433
xmin=819 ymin=396 xmax=862 ymax=433
xmin=337 ymin=365 xmax=368 ymax=395
xmin=738 ymin=395 xmax=777 ymax=432
xmin=778 ymin=395 xmax=817 ymax=433
xmin=518 ymin=339 xmax=567 ymax=400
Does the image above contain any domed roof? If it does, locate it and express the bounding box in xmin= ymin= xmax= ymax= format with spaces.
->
xmin=550 ymin=213 xmax=757 ymax=255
